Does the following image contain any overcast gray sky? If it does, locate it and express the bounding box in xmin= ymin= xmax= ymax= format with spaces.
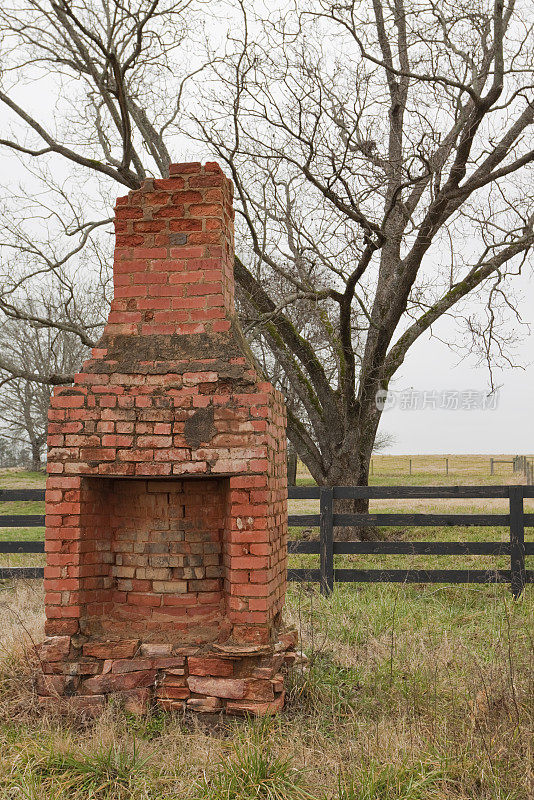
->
xmin=377 ymin=308 xmax=534 ymax=454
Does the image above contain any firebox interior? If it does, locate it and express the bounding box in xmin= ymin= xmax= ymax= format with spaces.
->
xmin=79 ymin=477 xmax=229 ymax=643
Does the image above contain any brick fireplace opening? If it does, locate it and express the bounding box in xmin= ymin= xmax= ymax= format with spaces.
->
xmin=37 ymin=162 xmax=296 ymax=716
xmin=77 ymin=477 xmax=228 ymax=642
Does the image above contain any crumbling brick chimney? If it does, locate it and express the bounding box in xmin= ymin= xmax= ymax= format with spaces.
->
xmin=37 ymin=162 xmax=296 ymax=716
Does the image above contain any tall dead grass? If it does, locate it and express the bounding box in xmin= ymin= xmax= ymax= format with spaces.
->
xmin=0 ymin=580 xmax=531 ymax=799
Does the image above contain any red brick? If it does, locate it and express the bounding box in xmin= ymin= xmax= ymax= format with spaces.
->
xmin=83 ymin=670 xmax=157 ymax=694
xmin=128 ymin=593 xmax=161 ymax=607
xmin=111 ymin=659 xmax=152 ymax=674
xmin=188 ymin=657 xmax=234 ymax=677
xmin=45 ymin=619 xmax=79 ymax=637
xmin=101 ymin=434 xmax=133 ymax=447
xmin=188 ymin=175 xmax=225 ymax=188
xmin=115 ymin=207 xmax=143 ymax=219
xmin=134 ymin=247 xmax=167 ymax=259
xmin=187 ymin=676 xmax=245 ymax=699
xmin=169 ymin=218 xmax=202 ymax=231
xmin=186 ymin=696 xmax=222 ymax=712
xmin=231 ymin=556 xmax=269 ymax=570
xmin=121 ymin=687 xmax=152 ymax=715
xmin=83 ymin=640 xmax=139 ymax=659
xmin=140 ymin=643 xmax=172 ymax=657
xmin=188 ymin=202 xmax=223 ymax=215
xmin=156 ymin=686 xmax=190 ymax=700
xmin=244 ymin=679 xmax=275 ymax=702
xmin=36 ymin=636 xmax=71 ymax=662
xmin=136 ymin=435 xmax=172 ymax=448
xmin=36 ymin=674 xmax=71 ymax=696
xmin=212 ymin=320 xmax=231 ymax=332
xmin=170 ymin=162 xmax=201 ymax=174
xmin=156 ymin=698 xmax=186 ymax=712
xmin=152 ymin=657 xmax=186 ymax=669
xmin=226 ymin=693 xmax=285 ymax=716
xmin=249 ymin=598 xmax=269 ymax=611
xmin=53 ymin=395 xmax=85 ymax=408
xmin=46 ymin=605 xmax=82 ymax=621
xmin=231 ymin=583 xmax=270 ymax=597
xmin=115 ymin=234 xmax=144 ymax=246
xmin=153 ymin=177 xmax=185 ymax=190
xmin=133 ymin=220 xmax=167 ymax=233
xmin=80 ymin=448 xmax=115 ymax=461
xmin=169 ymin=246 xmax=203 ymax=258
xmin=171 ymin=189 xmax=202 ymax=203
xmin=45 ymin=579 xmax=78 ymax=593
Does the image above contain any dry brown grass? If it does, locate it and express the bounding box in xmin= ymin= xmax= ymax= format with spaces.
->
xmin=296 ymin=453 xmax=533 ymax=485
xmin=0 ymin=579 xmax=530 ymax=799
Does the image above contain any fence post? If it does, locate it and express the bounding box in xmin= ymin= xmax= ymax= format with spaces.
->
xmin=509 ymin=487 xmax=526 ymax=599
xmin=319 ymin=487 xmax=334 ymax=596
xmin=490 ymin=458 xmax=494 ymax=475
xmin=445 ymin=458 xmax=449 ymax=476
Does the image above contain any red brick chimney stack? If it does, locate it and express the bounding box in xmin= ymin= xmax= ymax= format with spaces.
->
xmin=38 ymin=163 xmax=296 ymax=717
xmin=109 ymin=163 xmax=236 ymax=339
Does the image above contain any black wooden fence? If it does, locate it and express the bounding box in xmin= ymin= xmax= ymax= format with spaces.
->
xmin=288 ymin=485 xmax=533 ymax=598
xmin=0 ymin=486 xmax=532 ymax=597
xmin=0 ymin=489 xmax=45 ymax=580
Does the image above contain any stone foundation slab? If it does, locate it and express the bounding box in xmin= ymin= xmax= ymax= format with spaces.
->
xmin=35 ymin=629 xmax=297 ymax=716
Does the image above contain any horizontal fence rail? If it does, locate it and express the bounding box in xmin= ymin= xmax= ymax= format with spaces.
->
xmin=288 ymin=485 xmax=533 ymax=597
xmin=0 ymin=489 xmax=46 ymax=579
xmin=0 ymin=486 xmax=532 ymax=595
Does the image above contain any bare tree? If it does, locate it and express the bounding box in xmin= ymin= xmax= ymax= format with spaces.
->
xmin=189 ymin=0 xmax=534 ymax=523
xmin=0 ymin=294 xmax=93 ymax=469
xmin=0 ymin=0 xmax=208 ymax=342
xmin=0 ymin=0 xmax=532 ymax=537
xmin=0 ymin=0 xmax=202 ymax=187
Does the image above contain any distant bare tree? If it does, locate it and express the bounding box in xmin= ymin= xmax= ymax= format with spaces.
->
xmin=0 ymin=294 xmax=95 ymax=469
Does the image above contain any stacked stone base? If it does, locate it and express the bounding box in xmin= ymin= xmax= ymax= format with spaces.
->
xmin=35 ymin=629 xmax=298 ymax=717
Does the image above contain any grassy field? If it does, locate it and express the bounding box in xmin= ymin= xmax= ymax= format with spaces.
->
xmin=297 ymin=454 xmax=533 ymax=486
xmin=0 ymin=463 xmax=532 ymax=799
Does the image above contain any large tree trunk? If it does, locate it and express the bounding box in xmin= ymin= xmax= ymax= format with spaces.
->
xmin=287 ymin=446 xmax=298 ymax=486
xmin=30 ymin=439 xmax=42 ymax=472
xmin=321 ymin=436 xmax=382 ymax=542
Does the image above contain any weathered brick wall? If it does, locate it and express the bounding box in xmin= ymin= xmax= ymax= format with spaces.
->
xmin=41 ymin=163 xmax=293 ymax=714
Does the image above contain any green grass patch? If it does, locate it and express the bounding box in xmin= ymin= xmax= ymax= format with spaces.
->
xmin=3 ymin=740 xmax=154 ymax=800
xmin=191 ymin=719 xmax=314 ymax=800
xmin=0 ymin=470 xmax=46 ymax=489
xmin=336 ymin=760 xmax=452 ymax=800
